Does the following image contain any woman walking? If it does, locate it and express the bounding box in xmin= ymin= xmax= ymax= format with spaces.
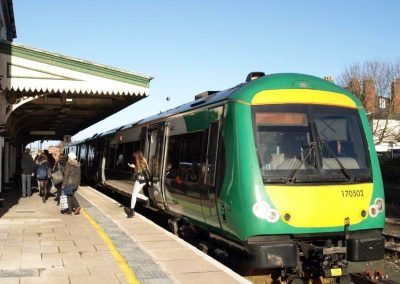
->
xmin=124 ymin=151 xmax=151 ymax=218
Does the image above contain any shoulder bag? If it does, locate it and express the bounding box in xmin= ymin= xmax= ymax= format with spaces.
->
xmin=51 ymin=170 xmax=63 ymax=185
xmin=62 ymin=184 xmax=74 ymax=195
xmin=59 ymin=194 xmax=68 ymax=210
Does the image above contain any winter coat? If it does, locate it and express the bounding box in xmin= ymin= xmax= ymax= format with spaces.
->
xmin=21 ymin=153 xmax=35 ymax=175
xmin=136 ymin=165 xmax=151 ymax=184
xmin=63 ymin=159 xmax=81 ymax=190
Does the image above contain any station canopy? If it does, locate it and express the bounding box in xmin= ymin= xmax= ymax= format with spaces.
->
xmin=0 ymin=40 xmax=151 ymax=146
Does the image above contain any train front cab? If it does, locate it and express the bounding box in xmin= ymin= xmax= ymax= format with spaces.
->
xmin=222 ymin=77 xmax=385 ymax=279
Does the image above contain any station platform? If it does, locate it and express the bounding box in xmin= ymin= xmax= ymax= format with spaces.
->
xmin=0 ymin=184 xmax=250 ymax=284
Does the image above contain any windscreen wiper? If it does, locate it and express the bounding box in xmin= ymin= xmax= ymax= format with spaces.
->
xmin=286 ymin=142 xmax=316 ymax=183
xmin=318 ymin=138 xmax=353 ymax=181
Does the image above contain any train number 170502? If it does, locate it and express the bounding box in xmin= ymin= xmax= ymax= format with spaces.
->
xmin=341 ymin=189 xmax=364 ymax=197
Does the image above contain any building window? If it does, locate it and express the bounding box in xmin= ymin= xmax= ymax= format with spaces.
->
xmin=378 ymin=98 xmax=386 ymax=109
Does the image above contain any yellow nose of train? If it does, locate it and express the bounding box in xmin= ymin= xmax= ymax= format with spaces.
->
xmin=265 ymin=183 xmax=384 ymax=227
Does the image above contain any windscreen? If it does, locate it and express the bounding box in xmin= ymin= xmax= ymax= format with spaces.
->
xmin=253 ymin=104 xmax=371 ymax=183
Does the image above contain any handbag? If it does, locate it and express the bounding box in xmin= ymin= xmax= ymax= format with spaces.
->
xmin=63 ymin=184 xmax=74 ymax=195
xmin=59 ymin=194 xmax=68 ymax=210
xmin=51 ymin=170 xmax=63 ymax=185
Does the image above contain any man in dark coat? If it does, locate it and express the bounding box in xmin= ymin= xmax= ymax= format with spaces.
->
xmin=21 ymin=148 xmax=35 ymax=197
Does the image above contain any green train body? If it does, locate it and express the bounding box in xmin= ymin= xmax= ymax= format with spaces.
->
xmin=67 ymin=73 xmax=385 ymax=277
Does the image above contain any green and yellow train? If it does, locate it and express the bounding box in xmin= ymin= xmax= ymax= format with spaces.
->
xmin=66 ymin=72 xmax=385 ymax=281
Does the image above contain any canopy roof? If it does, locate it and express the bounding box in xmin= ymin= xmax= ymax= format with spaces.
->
xmin=0 ymin=40 xmax=151 ymax=145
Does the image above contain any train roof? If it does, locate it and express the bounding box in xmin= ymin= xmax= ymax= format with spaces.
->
xmin=73 ymin=72 xmax=353 ymax=143
xmin=89 ymin=83 xmax=242 ymax=140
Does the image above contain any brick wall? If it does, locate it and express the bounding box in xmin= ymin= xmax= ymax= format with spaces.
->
xmin=363 ymin=78 xmax=376 ymax=114
xmin=392 ymin=79 xmax=400 ymax=113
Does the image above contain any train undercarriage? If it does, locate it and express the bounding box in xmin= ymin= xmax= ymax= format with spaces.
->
xmin=167 ymin=217 xmax=384 ymax=283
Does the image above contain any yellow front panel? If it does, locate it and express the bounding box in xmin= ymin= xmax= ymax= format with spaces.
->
xmin=252 ymin=89 xmax=357 ymax=108
xmin=266 ymin=183 xmax=373 ymax=227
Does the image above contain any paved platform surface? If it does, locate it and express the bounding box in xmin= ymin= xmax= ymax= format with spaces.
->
xmin=0 ymin=184 xmax=249 ymax=284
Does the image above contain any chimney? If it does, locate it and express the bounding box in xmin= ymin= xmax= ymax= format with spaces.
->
xmin=363 ymin=78 xmax=376 ymax=114
xmin=392 ymin=78 xmax=400 ymax=113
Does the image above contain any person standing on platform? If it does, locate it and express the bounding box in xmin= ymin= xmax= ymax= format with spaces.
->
xmin=124 ymin=151 xmax=151 ymax=218
xmin=20 ymin=148 xmax=35 ymax=197
xmin=58 ymin=152 xmax=67 ymax=168
xmin=34 ymin=149 xmax=43 ymax=164
xmin=62 ymin=152 xmax=81 ymax=215
xmin=54 ymin=153 xmax=67 ymax=205
xmin=44 ymin=149 xmax=55 ymax=169
xmin=36 ymin=154 xmax=51 ymax=203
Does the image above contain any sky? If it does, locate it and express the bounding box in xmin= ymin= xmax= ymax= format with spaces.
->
xmin=13 ymin=0 xmax=400 ymax=144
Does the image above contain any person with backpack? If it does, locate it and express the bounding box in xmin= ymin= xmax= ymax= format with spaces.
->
xmin=36 ymin=154 xmax=50 ymax=203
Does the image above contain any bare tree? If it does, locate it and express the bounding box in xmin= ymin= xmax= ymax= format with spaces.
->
xmin=337 ymin=60 xmax=400 ymax=144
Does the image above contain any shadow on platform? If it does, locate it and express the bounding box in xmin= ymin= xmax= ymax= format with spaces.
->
xmin=0 ymin=179 xmax=46 ymax=218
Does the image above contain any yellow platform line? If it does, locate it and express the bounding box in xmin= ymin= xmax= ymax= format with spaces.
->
xmin=81 ymin=208 xmax=140 ymax=284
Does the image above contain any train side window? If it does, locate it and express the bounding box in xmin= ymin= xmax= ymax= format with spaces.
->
xmin=166 ymin=131 xmax=206 ymax=183
xmin=106 ymin=141 xmax=140 ymax=172
xmin=107 ymin=146 xmax=117 ymax=169
xmin=122 ymin=142 xmax=134 ymax=172
xmin=80 ymin=144 xmax=87 ymax=164
xmin=88 ymin=145 xmax=95 ymax=168
xmin=205 ymin=121 xmax=219 ymax=185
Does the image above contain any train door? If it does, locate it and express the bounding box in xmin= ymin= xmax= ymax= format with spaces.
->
xmin=164 ymin=112 xmax=207 ymax=221
xmin=79 ymin=143 xmax=88 ymax=181
xmin=201 ymin=107 xmax=223 ymax=229
xmin=100 ymin=136 xmax=111 ymax=184
xmin=145 ymin=123 xmax=166 ymax=207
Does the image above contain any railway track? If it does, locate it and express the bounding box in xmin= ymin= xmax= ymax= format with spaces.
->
xmin=384 ymin=231 xmax=400 ymax=257
xmin=349 ymin=272 xmax=396 ymax=284
xmin=347 ymin=221 xmax=400 ymax=284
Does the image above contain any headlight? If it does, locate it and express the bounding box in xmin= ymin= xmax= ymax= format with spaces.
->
xmin=374 ymin=198 xmax=384 ymax=212
xmin=252 ymin=201 xmax=270 ymax=219
xmin=368 ymin=198 xmax=385 ymax=218
xmin=369 ymin=205 xmax=378 ymax=218
xmin=266 ymin=209 xmax=280 ymax=223
xmin=252 ymin=201 xmax=280 ymax=223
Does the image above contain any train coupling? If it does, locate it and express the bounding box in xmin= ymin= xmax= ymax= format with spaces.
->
xmin=299 ymin=242 xmax=348 ymax=279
